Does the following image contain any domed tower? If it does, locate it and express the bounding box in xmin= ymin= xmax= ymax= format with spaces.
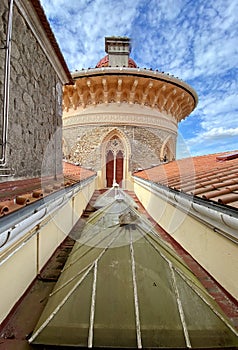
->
xmin=62 ymin=37 xmax=198 ymax=188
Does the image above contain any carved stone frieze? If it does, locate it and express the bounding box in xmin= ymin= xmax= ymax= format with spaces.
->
xmin=64 ymin=125 xmax=176 ymax=171
xmin=63 ymin=111 xmax=177 ymax=134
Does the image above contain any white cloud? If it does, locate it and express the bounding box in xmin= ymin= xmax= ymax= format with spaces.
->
xmin=189 ymin=127 xmax=238 ymax=145
xmin=41 ymin=0 xmax=141 ymax=70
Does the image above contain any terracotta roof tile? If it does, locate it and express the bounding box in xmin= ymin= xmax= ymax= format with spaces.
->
xmin=202 ymin=187 xmax=233 ymax=199
xmin=218 ymin=193 xmax=238 ymax=205
xmin=230 ymin=201 xmax=238 ymax=209
xmin=134 ymin=151 xmax=238 ymax=209
xmin=63 ymin=161 xmax=96 ymax=182
xmin=0 ymin=162 xmax=96 ymax=217
xmin=200 ymin=179 xmax=222 ymax=187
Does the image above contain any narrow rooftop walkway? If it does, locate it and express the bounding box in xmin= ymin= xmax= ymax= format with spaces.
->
xmin=0 ymin=192 xmax=238 ymax=350
xmin=1 ymin=189 xmax=237 ymax=349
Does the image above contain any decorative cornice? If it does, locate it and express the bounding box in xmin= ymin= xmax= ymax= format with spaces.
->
xmin=63 ymin=68 xmax=197 ymax=121
xmin=63 ymin=111 xmax=178 ymax=134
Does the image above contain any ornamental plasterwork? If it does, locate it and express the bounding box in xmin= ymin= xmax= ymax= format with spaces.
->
xmin=63 ymin=71 xmax=197 ymax=121
xmin=105 ymin=137 xmax=124 ymax=156
xmin=63 ymin=113 xmax=177 ymax=134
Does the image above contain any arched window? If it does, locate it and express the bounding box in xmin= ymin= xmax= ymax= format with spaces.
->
xmin=105 ymin=136 xmax=124 ymax=187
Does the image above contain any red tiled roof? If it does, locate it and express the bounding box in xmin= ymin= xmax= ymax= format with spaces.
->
xmin=134 ymin=151 xmax=238 ymax=209
xmin=95 ymin=54 xmax=137 ymax=68
xmin=0 ymin=162 xmax=96 ymax=217
xmin=63 ymin=161 xmax=96 ymax=183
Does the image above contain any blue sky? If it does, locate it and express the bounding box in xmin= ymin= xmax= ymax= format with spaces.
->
xmin=40 ymin=0 xmax=238 ymax=158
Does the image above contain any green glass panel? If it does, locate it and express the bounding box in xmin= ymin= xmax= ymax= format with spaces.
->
xmin=175 ymin=271 xmax=238 ymax=348
xmin=31 ymin=197 xmax=238 ymax=349
xmin=32 ymin=272 xmax=93 ymax=346
xmin=93 ymin=240 xmax=137 ymax=348
xmin=133 ymin=236 xmax=186 ymax=348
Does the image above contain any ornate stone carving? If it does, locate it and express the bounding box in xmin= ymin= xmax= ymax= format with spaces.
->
xmin=63 ymin=70 xmax=197 ymax=122
xmin=63 ymin=67 xmax=197 ymax=178
xmin=63 ymin=111 xmax=177 ymax=134
xmin=106 ymin=137 xmax=124 ymax=156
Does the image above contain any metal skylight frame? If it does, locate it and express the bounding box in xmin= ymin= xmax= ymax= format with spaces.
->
xmin=29 ymin=195 xmax=238 ymax=348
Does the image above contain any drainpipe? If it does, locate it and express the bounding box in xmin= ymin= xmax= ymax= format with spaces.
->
xmin=0 ymin=0 xmax=14 ymax=166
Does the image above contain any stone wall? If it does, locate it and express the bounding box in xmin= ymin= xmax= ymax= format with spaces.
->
xmin=63 ymin=125 xmax=176 ymax=172
xmin=0 ymin=1 xmax=7 ymax=160
xmin=64 ymin=126 xmax=112 ymax=169
xmin=0 ymin=0 xmax=63 ymax=179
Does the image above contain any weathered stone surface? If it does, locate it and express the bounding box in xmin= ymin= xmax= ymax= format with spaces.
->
xmin=11 ymin=41 xmax=21 ymax=61
xmin=0 ymin=1 xmax=63 ymax=179
xmin=64 ymin=124 xmax=176 ymax=172
xmin=22 ymin=91 xmax=34 ymax=108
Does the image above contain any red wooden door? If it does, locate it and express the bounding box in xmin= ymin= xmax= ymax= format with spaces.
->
xmin=106 ymin=151 xmax=114 ymax=187
xmin=116 ymin=151 xmax=123 ymax=187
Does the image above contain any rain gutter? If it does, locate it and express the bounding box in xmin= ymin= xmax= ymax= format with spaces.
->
xmin=0 ymin=175 xmax=96 ymax=259
xmin=133 ymin=176 xmax=238 ymax=244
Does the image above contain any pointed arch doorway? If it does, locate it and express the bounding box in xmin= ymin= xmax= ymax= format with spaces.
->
xmin=105 ymin=136 xmax=125 ymax=188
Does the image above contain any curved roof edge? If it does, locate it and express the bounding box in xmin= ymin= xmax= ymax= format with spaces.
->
xmin=71 ymin=67 xmax=198 ymax=108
